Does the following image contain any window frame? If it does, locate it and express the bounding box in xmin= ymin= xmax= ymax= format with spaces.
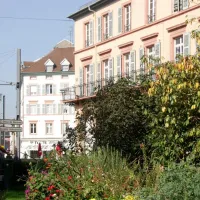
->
xmin=30 ymin=85 xmax=37 ymax=96
xmin=30 ymin=123 xmax=37 ymax=134
xmin=46 ymin=123 xmax=53 ymax=135
xmin=124 ymin=4 xmax=131 ymax=32
xmin=46 ymin=84 xmax=53 ymax=95
xmin=148 ymin=0 xmax=156 ymax=23
xmin=174 ymin=35 xmax=184 ymax=61
xmin=29 ymin=104 xmax=37 ymax=115
xmin=85 ymin=22 xmax=90 ymax=47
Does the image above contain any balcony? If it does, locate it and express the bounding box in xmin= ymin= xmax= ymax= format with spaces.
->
xmin=61 ymin=69 xmax=154 ymax=104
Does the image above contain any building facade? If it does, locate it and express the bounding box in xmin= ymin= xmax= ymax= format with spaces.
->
xmin=20 ymin=41 xmax=75 ymax=158
xmin=64 ymin=0 xmax=200 ymax=105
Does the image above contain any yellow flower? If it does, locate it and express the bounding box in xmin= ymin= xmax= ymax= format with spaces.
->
xmin=89 ymin=199 xmax=96 ymax=200
xmin=124 ymin=195 xmax=135 ymax=200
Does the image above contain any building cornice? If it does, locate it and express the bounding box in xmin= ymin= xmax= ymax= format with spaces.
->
xmin=118 ymin=41 xmax=134 ymax=49
xmin=167 ymin=22 xmax=187 ymax=32
xmin=74 ymin=4 xmax=200 ymax=55
xmin=140 ymin=33 xmax=159 ymax=41
xmin=21 ymin=71 xmax=75 ymax=76
xmin=98 ymin=48 xmax=112 ymax=56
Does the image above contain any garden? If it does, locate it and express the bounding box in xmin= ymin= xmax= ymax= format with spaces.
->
xmin=23 ymin=27 xmax=200 ymax=200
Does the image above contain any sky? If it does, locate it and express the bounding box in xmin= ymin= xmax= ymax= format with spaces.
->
xmin=0 ymin=0 xmax=89 ymax=119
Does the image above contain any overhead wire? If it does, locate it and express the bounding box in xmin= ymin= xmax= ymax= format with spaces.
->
xmin=0 ymin=52 xmax=16 ymax=67
xmin=0 ymin=16 xmax=73 ymax=22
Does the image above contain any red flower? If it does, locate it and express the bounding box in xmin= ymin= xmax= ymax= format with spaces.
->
xmin=68 ymin=176 xmax=72 ymax=181
xmin=47 ymin=185 xmax=55 ymax=191
xmin=56 ymin=189 xmax=60 ymax=193
xmin=45 ymin=197 xmax=50 ymax=200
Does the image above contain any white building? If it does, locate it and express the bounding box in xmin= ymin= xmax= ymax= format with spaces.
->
xmin=20 ymin=40 xmax=75 ymax=158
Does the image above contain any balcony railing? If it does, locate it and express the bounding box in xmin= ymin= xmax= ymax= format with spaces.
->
xmin=61 ymin=69 xmax=155 ymax=102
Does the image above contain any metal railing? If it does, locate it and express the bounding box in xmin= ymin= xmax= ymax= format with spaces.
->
xmin=61 ymin=69 xmax=155 ymax=102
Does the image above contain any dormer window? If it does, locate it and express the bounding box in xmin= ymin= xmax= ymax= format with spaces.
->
xmin=60 ymin=58 xmax=70 ymax=72
xmin=45 ymin=59 xmax=54 ymax=72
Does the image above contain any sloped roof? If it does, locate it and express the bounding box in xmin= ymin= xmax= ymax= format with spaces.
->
xmin=22 ymin=47 xmax=74 ymax=73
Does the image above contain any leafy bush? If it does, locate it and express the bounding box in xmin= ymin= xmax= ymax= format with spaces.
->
xmin=25 ymin=148 xmax=135 ymax=200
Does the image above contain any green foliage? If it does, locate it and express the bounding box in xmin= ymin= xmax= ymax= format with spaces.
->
xmin=76 ymin=78 xmax=152 ymax=160
xmin=25 ymin=148 xmax=135 ymax=200
xmin=147 ymin=56 xmax=200 ymax=163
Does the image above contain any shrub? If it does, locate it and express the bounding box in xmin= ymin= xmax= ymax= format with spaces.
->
xmin=25 ymin=148 xmax=135 ymax=199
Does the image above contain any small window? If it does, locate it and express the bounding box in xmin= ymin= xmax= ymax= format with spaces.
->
xmin=30 ymin=85 xmax=37 ymax=96
xmin=174 ymin=36 xmax=183 ymax=61
xmin=46 ymin=75 xmax=52 ymax=80
xmin=62 ymin=65 xmax=69 ymax=71
xmin=46 ymin=65 xmax=53 ymax=72
xmin=148 ymin=0 xmax=156 ymax=23
xmin=30 ymin=123 xmax=37 ymax=134
xmin=46 ymin=123 xmax=53 ymax=134
xmin=174 ymin=0 xmax=188 ymax=12
xmin=46 ymin=84 xmax=53 ymax=95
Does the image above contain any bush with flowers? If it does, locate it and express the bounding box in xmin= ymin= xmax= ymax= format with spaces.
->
xmin=25 ymin=147 xmax=137 ymax=199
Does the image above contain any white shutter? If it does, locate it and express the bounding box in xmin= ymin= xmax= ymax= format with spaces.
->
xmin=183 ymin=32 xmax=190 ymax=56
xmin=79 ymin=68 xmax=83 ymax=96
xmin=118 ymin=7 xmax=122 ymax=34
xmin=37 ymin=85 xmax=40 ymax=96
xmin=117 ymin=55 xmax=121 ymax=78
xmin=26 ymin=85 xmax=30 ymax=96
xmin=26 ymin=105 xmax=29 ymax=115
xmin=109 ymin=12 xmax=113 ymax=37
xmin=139 ymin=48 xmax=145 ymax=74
xmin=97 ymin=17 xmax=102 ymax=42
xmin=89 ymin=21 xmax=93 ymax=45
xmin=183 ymin=0 xmax=189 ymax=10
xmin=174 ymin=0 xmax=179 ymax=12
xmin=90 ymin=64 xmax=94 ymax=95
xmin=109 ymin=58 xmax=114 ymax=79
xmin=42 ymin=104 xmax=46 ymax=114
xmin=130 ymin=51 xmax=136 ymax=78
xmin=37 ymin=104 xmax=40 ymax=115
xmin=53 ymin=104 xmax=56 ymax=114
xmin=53 ymin=85 xmax=56 ymax=95
xmin=42 ymin=85 xmax=46 ymax=95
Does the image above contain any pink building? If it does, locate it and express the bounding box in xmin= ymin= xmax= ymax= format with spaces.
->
xmin=64 ymin=0 xmax=200 ymax=105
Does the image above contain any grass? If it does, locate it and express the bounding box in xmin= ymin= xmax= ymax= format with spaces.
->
xmin=2 ymin=184 xmax=25 ymax=200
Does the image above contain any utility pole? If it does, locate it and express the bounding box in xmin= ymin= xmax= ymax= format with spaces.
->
xmin=16 ymin=49 xmax=21 ymax=159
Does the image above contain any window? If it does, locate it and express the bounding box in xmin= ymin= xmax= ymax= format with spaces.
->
xmin=62 ymin=65 xmax=69 ymax=71
xmin=46 ymin=65 xmax=53 ymax=72
xmin=46 ymin=123 xmax=53 ymax=134
xmin=148 ymin=46 xmax=155 ymax=64
xmin=30 ymin=105 xmax=37 ymax=115
xmin=104 ymin=60 xmax=109 ymax=80
xmin=148 ymin=0 xmax=156 ymax=23
xmin=46 ymin=84 xmax=53 ymax=95
xmin=85 ymin=21 xmax=93 ymax=47
xmin=46 ymin=104 xmax=53 ymax=114
xmin=104 ymin=59 xmax=113 ymax=82
xmin=125 ymin=4 xmax=131 ymax=32
xmin=62 ymin=123 xmax=68 ymax=134
xmin=30 ymin=85 xmax=37 ymax=96
xmin=174 ymin=0 xmax=188 ymax=12
xmin=174 ymin=36 xmax=183 ymax=61
xmin=30 ymin=123 xmax=37 ymax=134
xmin=46 ymin=75 xmax=52 ymax=80
xmin=124 ymin=54 xmax=130 ymax=76
xmin=85 ymin=64 xmax=94 ymax=96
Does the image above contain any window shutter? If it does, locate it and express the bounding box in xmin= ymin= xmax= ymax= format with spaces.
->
xmin=53 ymin=104 xmax=56 ymax=114
xmin=53 ymin=85 xmax=56 ymax=95
xmin=109 ymin=12 xmax=113 ymax=37
xmin=130 ymin=51 xmax=136 ymax=79
xmin=97 ymin=17 xmax=102 ymax=42
xmin=90 ymin=64 xmax=94 ymax=95
xmin=26 ymin=105 xmax=29 ymax=115
xmin=26 ymin=85 xmax=30 ymax=96
xmin=183 ymin=0 xmax=189 ymax=10
xmin=42 ymin=85 xmax=46 ymax=95
xmin=109 ymin=58 xmax=114 ymax=78
xmin=117 ymin=55 xmax=122 ymax=77
xmin=89 ymin=21 xmax=93 ymax=45
xmin=174 ymin=0 xmax=179 ymax=12
xmin=42 ymin=104 xmax=46 ymax=114
xmin=37 ymin=104 xmax=40 ymax=115
xmin=118 ymin=7 xmax=122 ymax=34
xmin=139 ymin=47 xmax=145 ymax=74
xmin=37 ymin=85 xmax=40 ymax=96
xmin=79 ymin=68 xmax=83 ymax=96
xmin=183 ymin=32 xmax=190 ymax=56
